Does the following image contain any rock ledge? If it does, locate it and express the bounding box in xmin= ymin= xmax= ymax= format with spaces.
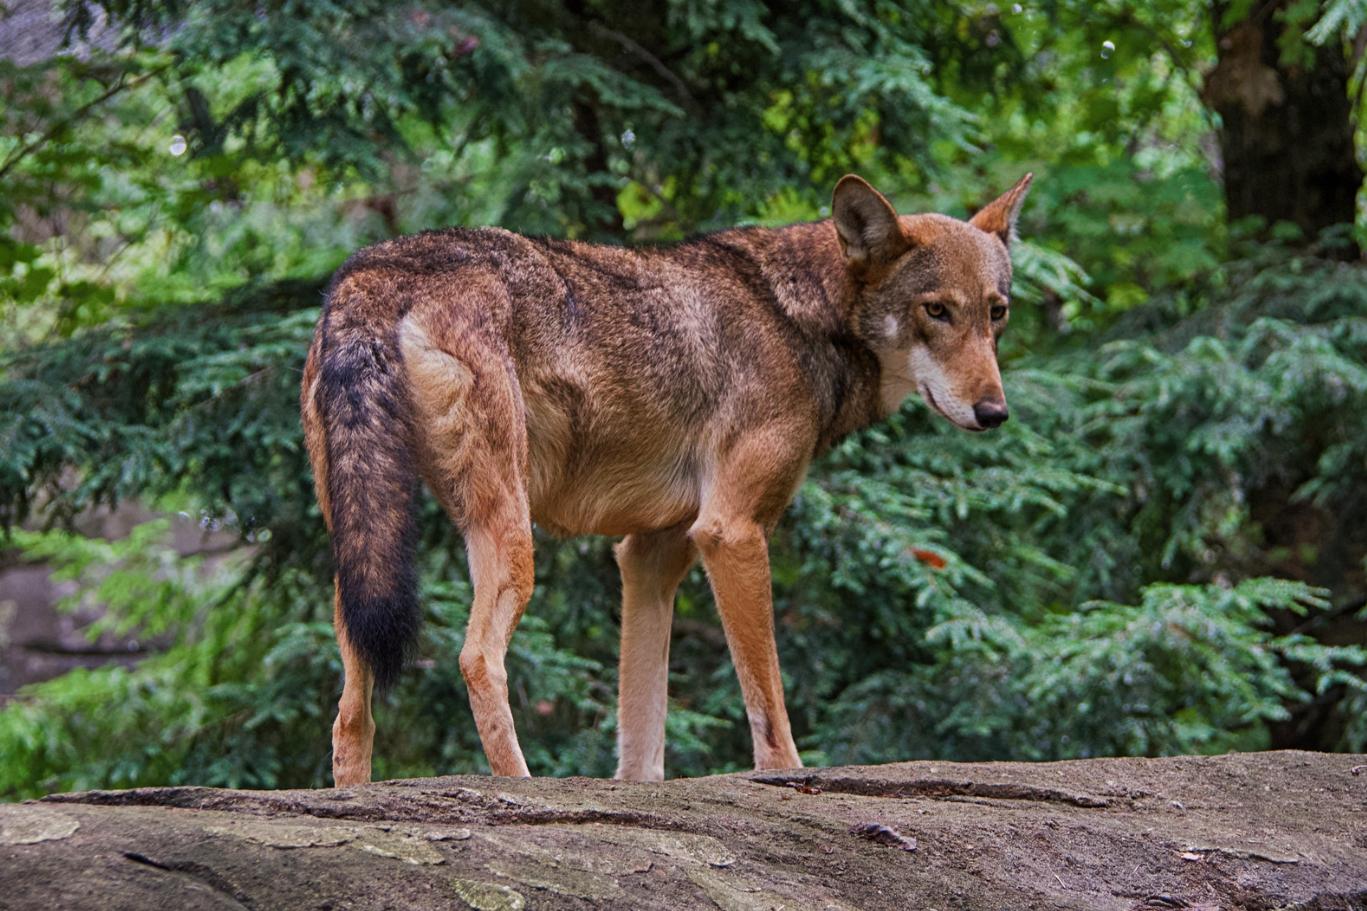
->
xmin=3 ymin=750 xmax=1365 ymax=909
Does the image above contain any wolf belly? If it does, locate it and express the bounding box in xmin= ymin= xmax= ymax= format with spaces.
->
xmin=525 ymin=386 xmax=704 ymax=537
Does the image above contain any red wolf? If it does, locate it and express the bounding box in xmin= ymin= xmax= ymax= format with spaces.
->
xmin=301 ymin=173 xmax=1032 ymax=784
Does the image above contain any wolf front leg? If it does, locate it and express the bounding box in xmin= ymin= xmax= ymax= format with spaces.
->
xmin=690 ymin=513 xmax=801 ymax=769
xmin=614 ymin=526 xmax=697 ymax=781
xmin=688 ymin=432 xmax=807 ymax=771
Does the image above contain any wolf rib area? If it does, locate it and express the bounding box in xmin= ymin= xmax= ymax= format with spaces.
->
xmin=2 ymin=752 xmax=1364 ymax=910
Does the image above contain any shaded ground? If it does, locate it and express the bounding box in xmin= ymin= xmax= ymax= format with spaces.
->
xmin=2 ymin=751 xmax=1364 ymax=910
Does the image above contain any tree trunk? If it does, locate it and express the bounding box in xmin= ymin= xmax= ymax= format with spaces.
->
xmin=572 ymin=95 xmax=627 ymax=240
xmin=3 ymin=751 xmax=1365 ymax=909
xmin=1204 ymin=1 xmax=1362 ymax=248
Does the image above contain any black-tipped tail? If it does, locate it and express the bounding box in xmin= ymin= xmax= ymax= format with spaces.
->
xmin=317 ymin=299 xmax=421 ymax=690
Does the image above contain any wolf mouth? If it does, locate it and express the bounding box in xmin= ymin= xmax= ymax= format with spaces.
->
xmin=922 ymin=386 xmax=984 ymax=432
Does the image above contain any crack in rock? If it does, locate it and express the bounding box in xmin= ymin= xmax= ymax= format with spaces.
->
xmin=46 ymin=786 xmax=689 ymax=833
xmin=751 ymin=774 xmax=1112 ymax=809
xmin=1182 ymin=845 xmax=1302 ymax=865
xmin=121 ymin=851 xmax=252 ymax=910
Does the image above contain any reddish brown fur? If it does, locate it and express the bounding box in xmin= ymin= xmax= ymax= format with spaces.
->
xmin=302 ymin=174 xmax=1032 ymax=784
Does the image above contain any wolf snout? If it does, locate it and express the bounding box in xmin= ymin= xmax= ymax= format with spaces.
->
xmin=972 ymin=398 xmax=1009 ymax=429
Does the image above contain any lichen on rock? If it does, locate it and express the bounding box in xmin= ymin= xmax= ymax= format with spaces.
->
xmin=0 ymin=807 xmax=79 ymax=845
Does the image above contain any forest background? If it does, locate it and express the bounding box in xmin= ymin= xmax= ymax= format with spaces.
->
xmin=2 ymin=0 xmax=1366 ymax=796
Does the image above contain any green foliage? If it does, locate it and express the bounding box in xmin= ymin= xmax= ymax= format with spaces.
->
xmin=62 ymin=0 xmax=979 ymax=239
xmin=1 ymin=1 xmax=1365 ymax=799
xmin=1091 ymin=250 xmax=1367 ymax=581
xmin=1307 ymin=0 xmax=1367 ymax=44
xmin=0 ymin=282 xmax=322 ymax=556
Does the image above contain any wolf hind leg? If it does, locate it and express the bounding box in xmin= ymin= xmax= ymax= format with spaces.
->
xmin=331 ymin=587 xmax=375 ymax=785
xmin=614 ymin=525 xmax=696 ymax=782
xmin=400 ymin=312 xmax=535 ymax=777
xmin=459 ymin=506 xmax=535 ymax=777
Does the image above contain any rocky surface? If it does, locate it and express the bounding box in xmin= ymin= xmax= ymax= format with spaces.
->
xmin=2 ymin=750 xmax=1365 ymax=910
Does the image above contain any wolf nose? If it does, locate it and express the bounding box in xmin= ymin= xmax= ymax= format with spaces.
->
xmin=973 ymin=399 xmax=1009 ymax=429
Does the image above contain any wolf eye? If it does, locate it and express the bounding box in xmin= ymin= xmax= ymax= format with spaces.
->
xmin=924 ymin=301 xmax=950 ymax=322
xmin=990 ymin=305 xmax=1008 ymax=321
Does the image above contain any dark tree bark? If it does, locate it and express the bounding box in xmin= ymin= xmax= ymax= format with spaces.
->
xmin=1204 ymin=1 xmax=1362 ymax=248
xmin=571 ymin=95 xmax=627 ymax=239
xmin=563 ymin=0 xmax=628 ymax=241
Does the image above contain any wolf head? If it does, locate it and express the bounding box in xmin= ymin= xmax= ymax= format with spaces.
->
xmin=833 ymin=173 xmax=1033 ymax=432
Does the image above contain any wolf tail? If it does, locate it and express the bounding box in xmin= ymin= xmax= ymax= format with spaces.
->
xmin=315 ymin=275 xmax=421 ymax=690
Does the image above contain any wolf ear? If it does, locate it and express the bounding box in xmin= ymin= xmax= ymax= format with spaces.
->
xmin=832 ymin=175 xmax=906 ymax=270
xmin=969 ymin=173 xmax=1033 ymax=246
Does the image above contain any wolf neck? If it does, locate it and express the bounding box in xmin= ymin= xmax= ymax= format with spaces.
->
xmin=713 ymin=220 xmax=886 ymax=452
